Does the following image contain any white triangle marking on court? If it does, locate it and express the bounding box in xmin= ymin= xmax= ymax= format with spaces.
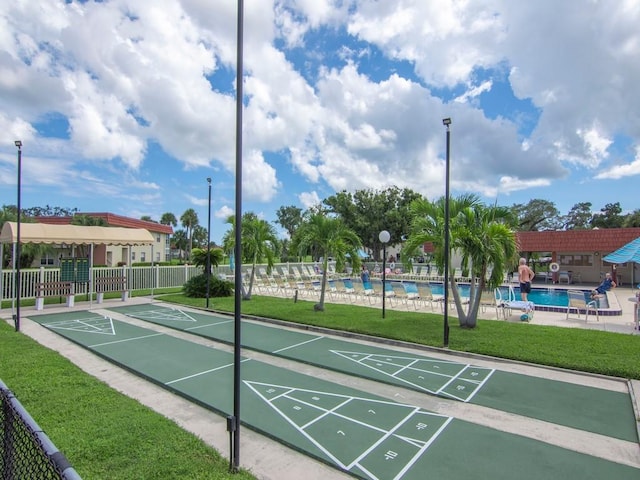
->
xmin=244 ymin=380 xmax=451 ymax=478
xmin=126 ymin=307 xmax=197 ymax=323
xmin=45 ymin=316 xmax=116 ymax=335
xmin=330 ymin=350 xmax=492 ymax=402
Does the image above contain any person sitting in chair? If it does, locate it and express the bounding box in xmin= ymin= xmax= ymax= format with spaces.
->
xmin=591 ymin=272 xmax=616 ymax=299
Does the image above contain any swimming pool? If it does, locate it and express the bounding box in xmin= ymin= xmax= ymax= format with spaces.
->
xmin=426 ymin=284 xmax=609 ymax=309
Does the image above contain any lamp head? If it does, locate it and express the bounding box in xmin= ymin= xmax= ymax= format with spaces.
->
xmin=14 ymin=140 xmax=22 ymax=148
xmin=379 ymin=230 xmax=390 ymax=244
xmin=442 ymin=118 xmax=451 ymax=126
xmin=207 ymin=177 xmax=211 ymax=184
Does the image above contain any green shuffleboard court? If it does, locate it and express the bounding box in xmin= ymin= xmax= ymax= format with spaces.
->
xmin=29 ymin=310 xmax=640 ymax=480
xmin=106 ymin=303 xmax=638 ymax=443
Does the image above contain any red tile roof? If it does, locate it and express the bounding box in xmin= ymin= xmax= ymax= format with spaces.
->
xmin=36 ymin=213 xmax=173 ymax=235
xmin=516 ymin=228 xmax=640 ymax=253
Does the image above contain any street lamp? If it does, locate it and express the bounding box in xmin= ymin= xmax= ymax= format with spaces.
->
xmin=442 ymin=118 xmax=451 ymax=348
xmin=206 ymin=177 xmax=212 ymax=308
xmin=14 ymin=140 xmax=22 ymax=332
xmin=379 ymin=230 xmax=390 ymax=318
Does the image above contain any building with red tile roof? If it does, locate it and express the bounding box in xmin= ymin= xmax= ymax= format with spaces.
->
xmin=516 ymin=228 xmax=640 ymax=284
xmin=36 ymin=212 xmax=173 ymax=266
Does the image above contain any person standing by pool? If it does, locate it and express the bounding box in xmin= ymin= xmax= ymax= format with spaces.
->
xmin=591 ymin=272 xmax=616 ymax=299
xmin=361 ymin=265 xmax=370 ymax=284
xmin=518 ymin=257 xmax=535 ymax=302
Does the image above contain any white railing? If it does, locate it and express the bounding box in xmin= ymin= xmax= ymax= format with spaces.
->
xmin=1 ymin=265 xmax=204 ymax=300
xmin=1 ymin=261 xmax=346 ymax=302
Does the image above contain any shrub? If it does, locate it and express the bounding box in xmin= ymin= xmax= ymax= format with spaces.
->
xmin=183 ymin=273 xmax=233 ymax=298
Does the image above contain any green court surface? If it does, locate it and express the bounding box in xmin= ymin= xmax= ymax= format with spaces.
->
xmin=106 ymin=303 xmax=638 ymax=443
xmin=28 ymin=309 xmax=640 ymax=480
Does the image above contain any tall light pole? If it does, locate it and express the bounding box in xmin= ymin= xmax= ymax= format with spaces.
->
xmin=206 ymin=177 xmax=212 ymax=308
xmin=442 ymin=118 xmax=451 ymax=348
xmin=379 ymin=230 xmax=390 ymax=318
xmin=14 ymin=140 xmax=22 ymax=332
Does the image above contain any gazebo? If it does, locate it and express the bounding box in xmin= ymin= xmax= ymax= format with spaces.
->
xmin=0 ymin=221 xmax=155 ymax=330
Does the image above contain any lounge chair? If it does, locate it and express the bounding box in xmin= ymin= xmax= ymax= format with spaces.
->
xmin=495 ymin=285 xmax=534 ymax=321
xmin=566 ymin=289 xmax=598 ymax=322
xmin=558 ymin=271 xmax=571 ymax=284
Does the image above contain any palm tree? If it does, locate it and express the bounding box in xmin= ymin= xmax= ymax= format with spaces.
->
xmin=191 ymin=247 xmax=224 ymax=275
xmin=172 ymin=230 xmax=188 ymax=260
xmin=403 ymin=194 xmax=516 ymax=328
xmin=180 ymin=209 xmax=199 ymax=260
xmin=223 ymin=212 xmax=278 ymax=300
xmin=291 ymin=214 xmax=362 ymax=311
xmin=160 ymin=212 xmax=177 ymax=227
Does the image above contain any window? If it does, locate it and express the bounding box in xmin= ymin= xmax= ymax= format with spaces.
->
xmin=156 ymin=234 xmax=161 ymax=242
xmin=156 ymin=252 xmax=160 ymax=262
xmin=141 ymin=252 xmax=146 ymax=262
xmin=131 ymin=252 xmax=136 ymax=261
xmin=558 ymin=254 xmax=593 ymax=267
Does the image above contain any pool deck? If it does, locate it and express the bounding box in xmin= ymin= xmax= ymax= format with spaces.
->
xmin=500 ymin=283 xmax=638 ymax=333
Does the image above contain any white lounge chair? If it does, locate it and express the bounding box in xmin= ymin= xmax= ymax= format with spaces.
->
xmin=566 ymin=289 xmax=598 ymax=322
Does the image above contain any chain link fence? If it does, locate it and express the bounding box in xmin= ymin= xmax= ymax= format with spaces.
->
xmin=1 ymin=379 xmax=81 ymax=479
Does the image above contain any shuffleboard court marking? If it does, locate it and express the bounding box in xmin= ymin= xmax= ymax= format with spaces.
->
xmin=273 ymin=335 xmax=324 ymax=354
xmin=436 ymin=365 xmax=496 ymax=403
xmin=165 ymin=358 xmax=252 ymax=385
xmin=43 ymin=315 xmax=116 ymax=336
xmin=89 ymin=332 xmax=165 ymax=348
xmin=124 ymin=307 xmax=198 ymax=323
xmin=332 ymin=350 xmax=494 ymax=402
xmin=245 ymin=380 xmax=453 ymax=479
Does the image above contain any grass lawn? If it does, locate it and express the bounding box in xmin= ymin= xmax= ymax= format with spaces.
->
xmin=0 ymin=320 xmax=255 ymax=480
xmin=160 ymin=293 xmax=640 ymax=380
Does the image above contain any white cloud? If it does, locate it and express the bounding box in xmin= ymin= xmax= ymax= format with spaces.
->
xmin=298 ymin=191 xmax=321 ymax=208
xmin=595 ymin=147 xmax=640 ymax=179
xmin=215 ymin=205 xmax=234 ymax=220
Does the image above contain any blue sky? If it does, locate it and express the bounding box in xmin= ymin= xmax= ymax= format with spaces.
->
xmin=1 ymin=1 xmax=639 ymax=244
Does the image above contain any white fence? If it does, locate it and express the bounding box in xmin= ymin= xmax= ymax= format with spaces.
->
xmin=0 ymin=262 xmax=352 ymax=303
xmin=1 ymin=265 xmax=206 ymax=301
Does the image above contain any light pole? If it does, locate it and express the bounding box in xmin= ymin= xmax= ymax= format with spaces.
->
xmin=442 ymin=118 xmax=451 ymax=348
xmin=379 ymin=230 xmax=390 ymax=318
xmin=206 ymin=177 xmax=212 ymax=308
xmin=14 ymin=140 xmax=22 ymax=332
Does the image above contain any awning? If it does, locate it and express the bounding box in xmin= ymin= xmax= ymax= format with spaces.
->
xmin=603 ymin=236 xmax=640 ymax=264
xmin=0 ymin=222 xmax=155 ymax=246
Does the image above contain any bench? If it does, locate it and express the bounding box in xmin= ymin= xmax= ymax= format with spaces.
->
xmin=35 ymin=281 xmax=74 ymax=310
xmin=95 ymin=276 xmax=128 ymax=303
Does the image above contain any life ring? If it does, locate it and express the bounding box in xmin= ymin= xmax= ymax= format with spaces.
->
xmin=549 ymin=262 xmax=560 ymax=273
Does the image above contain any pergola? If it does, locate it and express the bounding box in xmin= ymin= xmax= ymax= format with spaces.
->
xmin=0 ymin=222 xmax=155 ymax=329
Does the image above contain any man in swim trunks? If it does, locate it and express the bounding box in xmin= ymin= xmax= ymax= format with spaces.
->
xmin=518 ymin=257 xmax=535 ymax=302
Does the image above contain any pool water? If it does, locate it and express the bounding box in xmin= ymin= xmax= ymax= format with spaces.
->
xmin=427 ymin=283 xmax=609 ymax=308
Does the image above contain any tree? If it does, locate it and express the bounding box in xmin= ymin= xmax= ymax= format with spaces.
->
xmin=290 ymin=214 xmax=362 ymax=311
xmin=172 ymin=229 xmax=188 ymax=260
xmin=180 ymin=209 xmax=199 ymax=259
xmin=563 ymin=202 xmax=592 ymax=230
xmin=192 ymin=225 xmax=208 ymax=249
xmin=591 ymin=202 xmax=623 ymax=228
xmin=160 ymin=212 xmax=178 ymax=227
xmin=140 ymin=215 xmax=154 ymax=222
xmin=403 ymin=194 xmax=516 ymax=329
xmin=324 ymin=187 xmax=422 ymax=260
xmin=191 ymin=247 xmax=224 ymax=275
xmin=275 ymin=205 xmax=303 ymax=238
xmin=223 ymin=212 xmax=278 ymax=300
xmin=623 ymin=209 xmax=640 ymax=228
xmin=511 ymin=199 xmax=561 ymax=231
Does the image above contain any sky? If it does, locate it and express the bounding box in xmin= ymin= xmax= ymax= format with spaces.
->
xmin=1 ymin=0 xmax=639 ymax=244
